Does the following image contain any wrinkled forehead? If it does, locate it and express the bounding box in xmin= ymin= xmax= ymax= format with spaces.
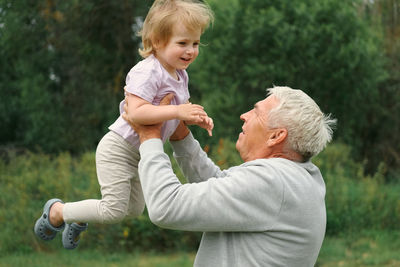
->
xmin=256 ymin=95 xmax=280 ymax=112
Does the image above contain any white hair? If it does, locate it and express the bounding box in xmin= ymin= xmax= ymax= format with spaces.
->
xmin=267 ymin=86 xmax=337 ymax=160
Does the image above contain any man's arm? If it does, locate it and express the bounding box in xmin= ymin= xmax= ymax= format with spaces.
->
xmin=139 ymin=139 xmax=284 ymax=232
xmin=169 ymin=120 xmax=221 ymax=182
xmin=170 ymin=129 xmax=222 ymax=183
xmin=169 ymin=120 xmax=190 ymax=141
xmin=124 ymin=94 xmax=283 ymax=232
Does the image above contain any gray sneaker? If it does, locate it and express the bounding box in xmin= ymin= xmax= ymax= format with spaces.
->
xmin=62 ymin=222 xmax=88 ymax=249
xmin=34 ymin=198 xmax=65 ymax=241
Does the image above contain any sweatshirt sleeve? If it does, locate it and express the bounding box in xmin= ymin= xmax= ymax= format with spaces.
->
xmin=170 ymin=132 xmax=223 ymax=183
xmin=139 ymin=137 xmax=284 ymax=232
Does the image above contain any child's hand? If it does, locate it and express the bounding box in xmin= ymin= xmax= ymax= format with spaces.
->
xmin=176 ymin=103 xmax=207 ymax=123
xmin=185 ymin=115 xmax=214 ymax=136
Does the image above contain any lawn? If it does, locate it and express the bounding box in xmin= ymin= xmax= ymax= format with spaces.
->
xmin=317 ymin=230 xmax=400 ymax=267
xmin=1 ymin=230 xmax=399 ymax=267
xmin=0 ymin=250 xmax=196 ymax=267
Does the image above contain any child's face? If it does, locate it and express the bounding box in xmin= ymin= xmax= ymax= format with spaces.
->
xmin=155 ymin=24 xmax=201 ymax=76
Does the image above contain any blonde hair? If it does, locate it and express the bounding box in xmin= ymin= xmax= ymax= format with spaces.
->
xmin=267 ymin=86 xmax=337 ymax=160
xmin=138 ymin=0 xmax=214 ymax=58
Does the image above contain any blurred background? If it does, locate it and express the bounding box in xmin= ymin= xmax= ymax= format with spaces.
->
xmin=1 ymin=0 xmax=399 ymax=266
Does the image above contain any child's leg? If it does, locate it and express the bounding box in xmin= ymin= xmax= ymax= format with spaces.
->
xmin=126 ymin=178 xmax=145 ymax=218
xmin=122 ymin=138 xmax=145 ymax=218
xmin=63 ymin=131 xmax=141 ymax=224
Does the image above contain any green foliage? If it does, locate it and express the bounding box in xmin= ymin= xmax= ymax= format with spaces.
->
xmin=313 ymin=143 xmax=400 ymax=235
xmin=364 ymin=0 xmax=400 ymax=173
xmin=190 ymin=0 xmax=387 ymax=169
xmin=2 ymin=230 xmax=400 ymax=266
xmin=1 ymin=0 xmax=400 ymax=256
xmin=0 ymin=250 xmax=196 ymax=267
xmin=1 ymin=0 xmax=399 ymax=176
xmin=0 ymin=150 xmax=99 ymax=254
xmin=208 ymin=138 xmax=242 ymax=169
xmin=1 ymin=141 xmax=399 ymax=256
xmin=0 ymin=0 xmax=149 ymax=153
xmin=0 ymin=148 xmax=200 ymax=257
xmin=0 ymin=1 xmax=58 ymax=149
xmin=3 ymin=230 xmax=400 ymax=267
xmin=317 ymin=230 xmax=400 ymax=266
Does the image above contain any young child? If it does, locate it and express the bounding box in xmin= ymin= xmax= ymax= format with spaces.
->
xmin=34 ymin=0 xmax=214 ymax=249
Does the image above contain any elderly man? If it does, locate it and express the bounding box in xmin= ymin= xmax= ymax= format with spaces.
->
xmin=123 ymin=86 xmax=336 ymax=267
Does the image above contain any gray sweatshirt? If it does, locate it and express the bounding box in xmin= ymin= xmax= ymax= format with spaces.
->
xmin=138 ymin=133 xmax=326 ymax=267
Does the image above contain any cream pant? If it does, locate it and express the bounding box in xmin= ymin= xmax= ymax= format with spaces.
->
xmin=63 ymin=131 xmax=145 ymax=224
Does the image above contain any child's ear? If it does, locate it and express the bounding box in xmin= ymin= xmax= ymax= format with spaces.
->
xmin=153 ymin=39 xmax=161 ymax=50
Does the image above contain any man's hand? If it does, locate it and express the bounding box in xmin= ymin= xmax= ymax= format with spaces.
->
xmin=169 ymin=120 xmax=190 ymax=141
xmin=122 ymin=93 xmax=174 ymax=143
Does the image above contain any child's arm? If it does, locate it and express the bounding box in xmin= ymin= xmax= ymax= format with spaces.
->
xmin=125 ymin=93 xmax=207 ymax=125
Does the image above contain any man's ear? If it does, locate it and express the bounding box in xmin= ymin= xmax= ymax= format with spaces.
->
xmin=266 ymin=128 xmax=287 ymax=146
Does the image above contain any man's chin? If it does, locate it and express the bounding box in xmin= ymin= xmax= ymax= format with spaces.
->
xmin=235 ymin=139 xmax=240 ymax=151
xmin=235 ymin=142 xmax=244 ymax=161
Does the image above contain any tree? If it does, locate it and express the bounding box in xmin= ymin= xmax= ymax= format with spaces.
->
xmin=362 ymin=0 xmax=400 ymax=174
xmin=190 ymin=0 xmax=387 ymax=169
xmin=0 ymin=0 xmax=149 ymax=153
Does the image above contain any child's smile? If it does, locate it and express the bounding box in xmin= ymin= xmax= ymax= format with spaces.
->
xmin=155 ymin=24 xmax=201 ymax=78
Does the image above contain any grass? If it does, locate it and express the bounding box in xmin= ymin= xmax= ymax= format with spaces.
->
xmin=316 ymin=230 xmax=400 ymax=267
xmin=1 ymin=230 xmax=399 ymax=267
xmin=0 ymin=250 xmax=196 ymax=267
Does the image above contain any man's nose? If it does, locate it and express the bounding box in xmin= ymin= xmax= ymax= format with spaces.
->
xmin=240 ymin=113 xmax=247 ymax=121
